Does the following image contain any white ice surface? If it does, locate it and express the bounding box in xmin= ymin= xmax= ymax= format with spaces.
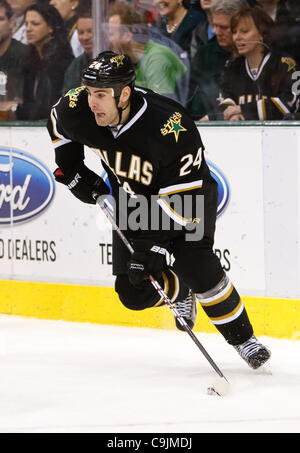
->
xmin=0 ymin=315 xmax=299 ymax=433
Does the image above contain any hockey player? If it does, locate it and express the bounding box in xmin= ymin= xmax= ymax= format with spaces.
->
xmin=218 ymin=5 xmax=299 ymax=120
xmin=47 ymin=50 xmax=271 ymax=369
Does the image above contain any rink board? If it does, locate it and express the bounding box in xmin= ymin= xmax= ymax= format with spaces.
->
xmin=1 ymin=279 xmax=300 ymax=340
xmin=1 ymin=123 xmax=300 ymax=339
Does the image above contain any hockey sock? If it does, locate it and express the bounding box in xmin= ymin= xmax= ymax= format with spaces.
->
xmin=195 ymin=274 xmax=253 ymax=345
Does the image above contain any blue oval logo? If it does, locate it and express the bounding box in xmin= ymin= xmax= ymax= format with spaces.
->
xmin=0 ymin=148 xmax=55 ymax=225
xmin=207 ymin=160 xmax=230 ymax=217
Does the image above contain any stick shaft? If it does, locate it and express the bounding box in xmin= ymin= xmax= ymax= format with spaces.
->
xmin=94 ymin=194 xmax=227 ymax=380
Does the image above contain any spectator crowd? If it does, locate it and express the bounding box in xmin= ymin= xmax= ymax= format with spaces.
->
xmin=0 ymin=0 xmax=300 ymax=122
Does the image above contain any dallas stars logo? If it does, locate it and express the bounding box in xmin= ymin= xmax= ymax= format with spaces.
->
xmin=160 ymin=112 xmax=187 ymax=143
xmin=110 ymin=55 xmax=125 ymax=67
xmin=64 ymin=86 xmax=86 ymax=108
xmin=169 ymin=118 xmax=187 ymax=142
xmin=281 ymin=57 xmax=296 ymax=72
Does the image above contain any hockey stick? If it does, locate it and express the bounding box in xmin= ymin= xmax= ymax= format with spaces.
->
xmin=93 ymin=192 xmax=230 ymax=396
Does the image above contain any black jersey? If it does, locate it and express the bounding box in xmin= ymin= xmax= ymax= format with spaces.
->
xmin=218 ymin=52 xmax=299 ymax=120
xmin=47 ymin=86 xmax=213 ymax=241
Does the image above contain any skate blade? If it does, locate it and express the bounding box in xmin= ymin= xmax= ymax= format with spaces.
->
xmin=255 ymin=358 xmax=272 ymax=375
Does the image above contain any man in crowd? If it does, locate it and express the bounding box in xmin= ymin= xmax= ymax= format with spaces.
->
xmin=190 ymin=0 xmax=216 ymax=59
xmin=0 ymin=0 xmax=28 ymax=120
xmin=63 ymin=5 xmax=93 ymax=93
xmin=7 ymin=0 xmax=35 ymax=43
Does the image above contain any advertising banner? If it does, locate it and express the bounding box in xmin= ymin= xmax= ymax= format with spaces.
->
xmin=0 ymin=127 xmax=113 ymax=286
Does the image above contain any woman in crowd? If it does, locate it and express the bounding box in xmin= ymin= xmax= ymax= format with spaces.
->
xmin=152 ymin=0 xmax=205 ymax=58
xmin=16 ymin=2 xmax=74 ymax=120
xmin=49 ymin=0 xmax=83 ymax=56
xmin=218 ymin=5 xmax=299 ymax=120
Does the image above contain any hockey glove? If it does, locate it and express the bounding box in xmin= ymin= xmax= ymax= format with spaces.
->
xmin=127 ymin=239 xmax=168 ymax=288
xmin=53 ymin=165 xmax=110 ymax=204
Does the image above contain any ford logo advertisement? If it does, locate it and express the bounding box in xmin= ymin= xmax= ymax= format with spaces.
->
xmin=207 ymin=160 xmax=230 ymax=217
xmin=0 ymin=148 xmax=55 ymax=225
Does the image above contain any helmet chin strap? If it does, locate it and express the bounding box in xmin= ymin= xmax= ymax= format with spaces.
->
xmin=111 ymin=87 xmax=130 ymax=126
xmin=117 ymin=101 xmax=130 ymax=125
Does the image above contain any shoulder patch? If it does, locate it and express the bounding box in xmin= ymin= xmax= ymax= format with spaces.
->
xmin=160 ymin=112 xmax=187 ymax=143
xmin=64 ymin=86 xmax=86 ymax=108
xmin=281 ymin=57 xmax=297 ymax=72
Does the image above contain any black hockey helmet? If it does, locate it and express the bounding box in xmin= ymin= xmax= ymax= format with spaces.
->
xmin=82 ymin=51 xmax=136 ymax=99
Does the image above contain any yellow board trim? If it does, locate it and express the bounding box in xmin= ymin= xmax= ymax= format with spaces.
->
xmin=1 ymin=279 xmax=300 ymax=340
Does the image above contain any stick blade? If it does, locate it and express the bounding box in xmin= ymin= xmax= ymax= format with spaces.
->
xmin=207 ymin=376 xmax=230 ymax=397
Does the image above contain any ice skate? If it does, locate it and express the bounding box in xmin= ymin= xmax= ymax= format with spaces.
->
xmin=234 ymin=335 xmax=271 ymax=369
xmin=174 ymin=291 xmax=197 ymax=331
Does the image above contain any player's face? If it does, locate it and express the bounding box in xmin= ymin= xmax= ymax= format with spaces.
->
xmin=233 ymin=16 xmax=263 ymax=58
xmin=77 ymin=17 xmax=93 ymax=56
xmin=25 ymin=10 xmax=53 ymax=48
xmin=86 ymin=87 xmax=120 ymax=127
xmin=0 ymin=6 xmax=14 ymax=45
xmin=49 ymin=0 xmax=78 ymax=21
xmin=212 ymin=13 xmax=234 ymax=51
